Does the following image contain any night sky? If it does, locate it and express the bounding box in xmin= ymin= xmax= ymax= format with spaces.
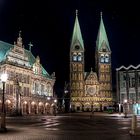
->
xmin=0 ymin=0 xmax=140 ymax=94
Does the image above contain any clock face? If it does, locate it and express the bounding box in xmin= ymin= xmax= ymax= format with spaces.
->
xmin=87 ymin=86 xmax=96 ymax=95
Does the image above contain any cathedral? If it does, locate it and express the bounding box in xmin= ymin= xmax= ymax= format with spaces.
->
xmin=0 ymin=32 xmax=56 ymax=115
xmin=70 ymin=11 xmax=113 ymax=112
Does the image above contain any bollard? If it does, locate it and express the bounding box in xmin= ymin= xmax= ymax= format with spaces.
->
xmin=129 ymin=115 xmax=137 ymax=135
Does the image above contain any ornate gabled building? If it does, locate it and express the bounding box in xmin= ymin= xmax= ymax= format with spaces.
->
xmin=0 ymin=31 xmax=56 ymax=115
xmin=70 ymin=11 xmax=112 ymax=111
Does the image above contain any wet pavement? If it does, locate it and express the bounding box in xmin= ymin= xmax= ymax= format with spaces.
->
xmin=0 ymin=112 xmax=140 ymax=140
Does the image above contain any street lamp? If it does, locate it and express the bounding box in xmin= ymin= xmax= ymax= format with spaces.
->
xmin=123 ymin=99 xmax=128 ymax=118
xmin=0 ymin=73 xmax=8 ymax=132
xmin=118 ymin=103 xmax=121 ymax=115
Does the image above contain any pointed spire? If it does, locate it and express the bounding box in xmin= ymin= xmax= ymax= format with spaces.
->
xmin=96 ymin=12 xmax=110 ymax=51
xmin=17 ymin=30 xmax=23 ymax=47
xmin=28 ymin=42 xmax=33 ymax=52
xmin=71 ymin=10 xmax=84 ymax=49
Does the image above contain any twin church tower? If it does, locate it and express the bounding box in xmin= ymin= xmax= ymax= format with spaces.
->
xmin=70 ymin=10 xmax=112 ymax=111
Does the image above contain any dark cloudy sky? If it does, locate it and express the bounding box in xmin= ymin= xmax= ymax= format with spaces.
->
xmin=0 ymin=0 xmax=140 ymax=92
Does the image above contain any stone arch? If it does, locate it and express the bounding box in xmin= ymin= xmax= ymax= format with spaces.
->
xmin=75 ymin=102 xmax=82 ymax=111
xmin=38 ymin=102 xmax=44 ymax=114
xmin=45 ymin=103 xmax=51 ymax=114
xmin=93 ymin=102 xmax=100 ymax=111
xmin=83 ymin=102 xmax=91 ymax=111
xmin=22 ymin=101 xmax=29 ymax=114
xmin=5 ymin=99 xmax=12 ymax=114
xmin=31 ymin=101 xmax=37 ymax=114
xmin=50 ymin=103 xmax=57 ymax=115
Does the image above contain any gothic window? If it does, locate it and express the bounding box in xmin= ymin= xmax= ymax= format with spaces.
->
xmin=73 ymin=64 xmax=77 ymax=71
xmin=78 ymin=53 xmax=82 ymax=61
xmin=10 ymin=85 xmax=13 ymax=95
xmin=107 ymin=84 xmax=110 ymax=90
xmin=78 ymin=64 xmax=82 ymax=71
xmin=105 ymin=54 xmax=109 ymax=63
xmin=72 ymin=74 xmax=74 ymax=80
xmin=35 ymin=82 xmax=38 ymax=94
xmin=80 ymin=74 xmax=83 ymax=80
xmin=78 ymin=74 xmax=81 ymax=80
xmin=26 ymin=87 xmax=29 ymax=96
xmin=100 ymin=54 xmax=105 ymax=63
xmin=41 ymin=84 xmax=44 ymax=95
xmin=104 ymin=83 xmax=107 ymax=90
xmin=23 ymin=87 xmax=26 ymax=96
xmin=27 ymin=75 xmax=30 ymax=84
xmin=74 ymin=73 xmax=77 ymax=80
xmin=46 ymin=83 xmax=52 ymax=96
xmin=73 ymin=54 xmax=77 ymax=61
xmin=72 ymin=82 xmax=75 ymax=89
xmin=76 ymin=83 xmax=79 ymax=89
xmin=102 ymin=74 xmax=105 ymax=81
xmin=80 ymin=83 xmax=83 ymax=89
xmin=132 ymin=78 xmax=135 ymax=87
xmin=6 ymin=84 xmax=10 ymax=94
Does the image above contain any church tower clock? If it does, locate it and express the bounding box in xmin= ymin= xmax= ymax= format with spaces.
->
xmin=70 ymin=10 xmax=85 ymax=98
xmin=95 ymin=12 xmax=112 ymax=101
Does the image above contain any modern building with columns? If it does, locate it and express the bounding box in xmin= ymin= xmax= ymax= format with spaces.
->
xmin=0 ymin=32 xmax=56 ymax=115
xmin=116 ymin=65 xmax=140 ymax=115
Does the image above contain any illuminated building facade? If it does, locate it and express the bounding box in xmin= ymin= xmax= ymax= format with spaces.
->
xmin=70 ymin=11 xmax=112 ymax=112
xmin=116 ymin=65 xmax=140 ymax=115
xmin=0 ymin=32 xmax=56 ymax=115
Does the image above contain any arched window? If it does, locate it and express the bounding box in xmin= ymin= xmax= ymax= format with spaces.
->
xmin=105 ymin=54 xmax=109 ymax=63
xmin=100 ymin=54 xmax=105 ymax=63
xmin=46 ymin=83 xmax=52 ymax=96
xmin=73 ymin=55 xmax=77 ymax=61
xmin=77 ymin=53 xmax=82 ymax=61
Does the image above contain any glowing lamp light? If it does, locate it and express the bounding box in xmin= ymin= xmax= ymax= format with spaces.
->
xmin=1 ymin=73 xmax=8 ymax=82
xmin=138 ymin=107 xmax=140 ymax=110
xmin=47 ymin=97 xmax=51 ymax=100
xmin=124 ymin=99 xmax=127 ymax=103
xmin=24 ymin=101 xmax=27 ymax=104
xmin=54 ymin=99 xmax=57 ymax=103
xmin=31 ymin=101 xmax=35 ymax=105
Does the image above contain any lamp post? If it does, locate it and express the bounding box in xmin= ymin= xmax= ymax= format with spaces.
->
xmin=119 ymin=103 xmax=121 ymax=115
xmin=124 ymin=99 xmax=128 ymax=118
xmin=0 ymin=73 xmax=8 ymax=132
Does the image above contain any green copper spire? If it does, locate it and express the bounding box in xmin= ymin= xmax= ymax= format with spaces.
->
xmin=71 ymin=10 xmax=84 ymax=49
xmin=96 ymin=12 xmax=110 ymax=51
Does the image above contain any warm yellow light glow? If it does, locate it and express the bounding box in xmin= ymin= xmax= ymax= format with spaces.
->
xmin=45 ymin=103 xmax=49 ymax=106
xmin=39 ymin=102 xmax=43 ymax=106
xmin=6 ymin=100 xmax=11 ymax=104
xmin=54 ymin=99 xmax=57 ymax=103
xmin=1 ymin=73 xmax=8 ymax=82
xmin=31 ymin=101 xmax=35 ymax=105
xmin=24 ymin=101 xmax=27 ymax=104
xmin=124 ymin=99 xmax=127 ymax=103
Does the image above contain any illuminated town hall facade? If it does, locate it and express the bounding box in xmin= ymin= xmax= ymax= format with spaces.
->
xmin=0 ymin=32 xmax=56 ymax=115
xmin=70 ymin=11 xmax=113 ymax=111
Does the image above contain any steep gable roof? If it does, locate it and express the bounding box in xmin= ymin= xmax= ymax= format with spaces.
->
xmin=0 ymin=40 xmax=51 ymax=78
